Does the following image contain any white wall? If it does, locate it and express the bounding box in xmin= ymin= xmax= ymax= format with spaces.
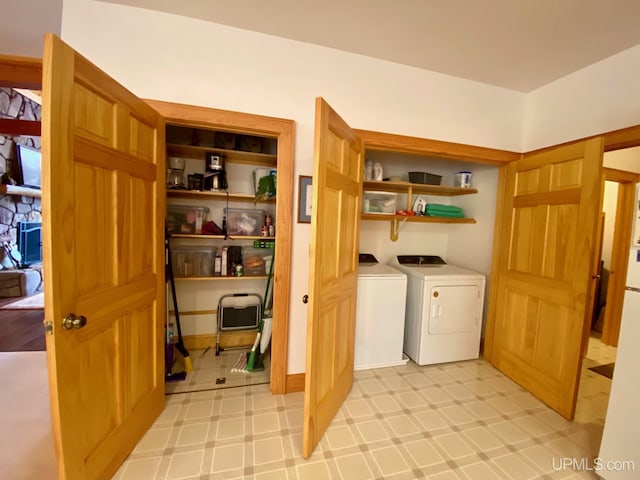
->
xmin=601 ymin=182 xmax=618 ymax=269
xmin=61 ymin=0 xmax=524 ymax=374
xmin=60 ymin=0 xmax=640 ymax=378
xmin=523 ymin=44 xmax=640 ymax=151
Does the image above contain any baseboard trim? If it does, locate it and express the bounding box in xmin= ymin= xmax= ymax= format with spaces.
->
xmin=181 ymin=332 xmax=256 ymax=351
xmin=286 ymin=373 xmax=305 ymax=393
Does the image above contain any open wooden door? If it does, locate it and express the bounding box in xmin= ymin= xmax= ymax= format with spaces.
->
xmin=487 ymin=137 xmax=603 ymax=420
xmin=302 ymin=98 xmax=363 ymax=458
xmin=42 ymin=34 xmax=165 ymax=479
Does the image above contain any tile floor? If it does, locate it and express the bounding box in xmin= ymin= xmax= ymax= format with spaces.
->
xmin=113 ymin=335 xmax=618 ymax=480
xmin=165 ymin=348 xmax=271 ymax=395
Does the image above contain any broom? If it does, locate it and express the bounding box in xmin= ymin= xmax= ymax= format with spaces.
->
xmin=165 ymin=226 xmax=192 ymax=373
xmin=247 ymin=251 xmax=274 ymax=372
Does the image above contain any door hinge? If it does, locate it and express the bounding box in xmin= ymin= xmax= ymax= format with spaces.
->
xmin=43 ymin=320 xmax=54 ymax=335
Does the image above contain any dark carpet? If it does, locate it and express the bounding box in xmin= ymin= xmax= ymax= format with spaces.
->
xmin=588 ymin=362 xmax=615 ymax=379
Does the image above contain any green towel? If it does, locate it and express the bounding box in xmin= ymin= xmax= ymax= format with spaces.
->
xmin=425 ymin=204 xmax=464 ymax=215
xmin=425 ymin=211 xmax=465 ymax=218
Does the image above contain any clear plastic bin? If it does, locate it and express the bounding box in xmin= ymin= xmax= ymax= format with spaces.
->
xmin=224 ymin=208 xmax=266 ymax=236
xmin=171 ymin=246 xmax=216 ymax=277
xmin=167 ymin=205 xmax=209 ymax=234
xmin=363 ymin=191 xmax=397 ymax=215
xmin=242 ymin=246 xmax=274 ymax=276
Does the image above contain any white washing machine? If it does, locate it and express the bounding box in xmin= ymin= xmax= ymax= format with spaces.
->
xmin=355 ymin=254 xmax=408 ymax=370
xmin=390 ymin=255 xmax=485 ymax=366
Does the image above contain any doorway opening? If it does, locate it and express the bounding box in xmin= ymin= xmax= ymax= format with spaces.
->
xmin=575 ymin=152 xmax=640 ymax=425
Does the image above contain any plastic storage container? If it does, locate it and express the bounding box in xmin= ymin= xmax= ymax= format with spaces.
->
xmin=171 ymin=246 xmax=216 ymax=277
xmin=363 ymin=191 xmax=397 ymax=215
xmin=167 ymin=205 xmax=209 ymax=234
xmin=242 ymin=246 xmax=274 ymax=276
xmin=408 ymin=171 xmax=442 ymax=185
xmin=224 ymin=208 xmax=266 ymax=236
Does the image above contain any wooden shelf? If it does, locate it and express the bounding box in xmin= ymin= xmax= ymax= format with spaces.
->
xmin=174 ymin=275 xmax=269 ymax=281
xmin=166 ymin=143 xmax=277 ymax=166
xmin=361 ymin=213 xmax=476 ymax=224
xmin=167 ymin=189 xmax=275 ymax=202
xmin=0 ymin=185 xmax=41 ymax=198
xmin=170 ymin=234 xmax=275 ymax=241
xmin=363 ymin=180 xmax=477 ymax=196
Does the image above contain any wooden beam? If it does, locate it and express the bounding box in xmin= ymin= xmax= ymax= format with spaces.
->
xmin=354 ymin=128 xmax=521 ymax=165
xmin=0 ymin=119 xmax=41 ymax=136
xmin=0 ymin=54 xmax=42 ymax=90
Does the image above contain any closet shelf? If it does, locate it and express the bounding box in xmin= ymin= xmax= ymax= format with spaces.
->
xmin=174 ymin=275 xmax=269 ymax=281
xmin=166 ymin=143 xmax=277 ymax=167
xmin=167 ymin=189 xmax=275 ymax=202
xmin=363 ymin=180 xmax=477 ymax=196
xmin=361 ymin=214 xmax=476 ymax=224
xmin=170 ymin=234 xmax=275 ymax=241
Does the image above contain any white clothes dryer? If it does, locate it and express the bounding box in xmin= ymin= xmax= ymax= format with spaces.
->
xmin=355 ymin=254 xmax=408 ymax=370
xmin=390 ymin=255 xmax=485 ymax=366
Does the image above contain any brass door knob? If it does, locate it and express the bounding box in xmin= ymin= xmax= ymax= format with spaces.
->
xmin=62 ymin=313 xmax=87 ymax=330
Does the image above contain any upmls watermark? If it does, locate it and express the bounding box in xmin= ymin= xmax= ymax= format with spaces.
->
xmin=552 ymin=457 xmax=635 ymax=473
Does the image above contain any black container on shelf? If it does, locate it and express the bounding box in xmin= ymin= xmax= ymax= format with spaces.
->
xmin=408 ymin=171 xmax=442 ymax=185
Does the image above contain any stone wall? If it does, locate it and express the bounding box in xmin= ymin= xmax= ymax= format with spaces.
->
xmin=0 ymin=87 xmax=42 ymax=246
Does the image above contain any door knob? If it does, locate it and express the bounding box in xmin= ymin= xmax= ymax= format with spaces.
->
xmin=62 ymin=313 xmax=87 ymax=330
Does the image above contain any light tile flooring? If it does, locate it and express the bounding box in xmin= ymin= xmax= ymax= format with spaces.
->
xmin=165 ymin=348 xmax=271 ymax=395
xmin=113 ymin=336 xmax=618 ymax=480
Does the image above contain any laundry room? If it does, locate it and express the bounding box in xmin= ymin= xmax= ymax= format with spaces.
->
xmin=356 ymin=149 xmax=501 ymax=366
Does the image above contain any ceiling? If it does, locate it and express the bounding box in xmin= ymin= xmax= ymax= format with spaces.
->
xmin=4 ymin=1 xmax=640 ymax=92
xmin=100 ymin=0 xmax=640 ymax=92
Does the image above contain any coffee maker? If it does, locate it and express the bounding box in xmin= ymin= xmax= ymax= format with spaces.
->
xmin=204 ymin=153 xmax=227 ymax=191
xmin=167 ymin=157 xmax=186 ymax=189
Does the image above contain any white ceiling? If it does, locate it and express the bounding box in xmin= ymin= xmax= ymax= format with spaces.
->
xmin=4 ymin=1 xmax=640 ymax=92
xmin=100 ymin=0 xmax=640 ymax=92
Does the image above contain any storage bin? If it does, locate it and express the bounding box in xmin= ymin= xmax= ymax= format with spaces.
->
xmin=408 ymin=171 xmax=442 ymax=185
xmin=171 ymin=246 xmax=215 ymax=277
xmin=224 ymin=208 xmax=266 ymax=236
xmin=242 ymin=246 xmax=274 ymax=276
xmin=167 ymin=205 xmax=209 ymax=234
xmin=363 ymin=191 xmax=397 ymax=215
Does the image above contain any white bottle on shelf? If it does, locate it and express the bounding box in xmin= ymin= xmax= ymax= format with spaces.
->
xmin=365 ymin=161 xmax=374 ymax=181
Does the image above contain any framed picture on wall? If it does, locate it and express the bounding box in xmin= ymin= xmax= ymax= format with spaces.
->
xmin=298 ymin=175 xmax=312 ymax=223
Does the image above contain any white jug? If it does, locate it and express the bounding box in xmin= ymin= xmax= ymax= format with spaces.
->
xmin=372 ymin=163 xmax=383 ymax=181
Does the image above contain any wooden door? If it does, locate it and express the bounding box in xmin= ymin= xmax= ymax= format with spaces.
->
xmin=488 ymin=137 xmax=603 ymax=419
xmin=302 ymin=98 xmax=363 ymax=458
xmin=601 ymin=171 xmax=639 ymax=346
xmin=42 ymin=34 xmax=165 ymax=479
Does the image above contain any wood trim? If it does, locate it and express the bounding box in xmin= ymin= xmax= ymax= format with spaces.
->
xmin=601 ymin=180 xmax=636 ymax=346
xmin=354 ymin=129 xmax=520 ymax=165
xmin=0 ymin=119 xmax=41 ymax=136
xmin=285 ymin=373 xmax=305 ymax=393
xmin=182 ymin=331 xmax=258 ymax=351
xmin=482 ymin=164 xmax=509 ymax=362
xmin=0 ymin=54 xmax=43 ymax=89
xmin=602 ymin=167 xmax=640 ymax=183
xmin=0 ymin=185 xmax=41 ymax=197
xmin=603 ymin=124 xmax=640 ymax=152
xmin=146 ymin=99 xmax=294 ymax=395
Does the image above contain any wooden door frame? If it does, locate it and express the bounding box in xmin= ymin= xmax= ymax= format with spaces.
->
xmin=146 ymin=99 xmax=294 ymax=395
xmin=599 ymin=168 xmax=640 ymax=347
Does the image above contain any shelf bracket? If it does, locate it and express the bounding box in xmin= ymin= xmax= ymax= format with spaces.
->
xmin=389 ymin=217 xmax=408 ymax=242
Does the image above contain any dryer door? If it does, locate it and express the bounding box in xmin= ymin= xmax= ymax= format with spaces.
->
xmin=429 ymin=284 xmax=481 ymax=334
